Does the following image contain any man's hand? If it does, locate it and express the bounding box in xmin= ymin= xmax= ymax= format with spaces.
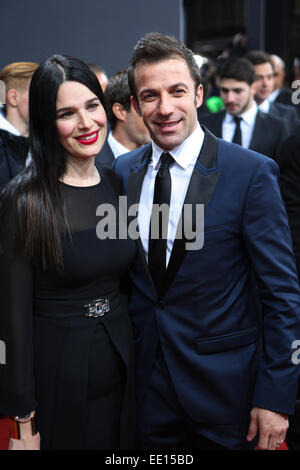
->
xmin=247 ymin=407 xmax=289 ymax=450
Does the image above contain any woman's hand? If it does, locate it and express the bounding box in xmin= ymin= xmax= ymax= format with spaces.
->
xmin=8 ymin=420 xmax=40 ymax=450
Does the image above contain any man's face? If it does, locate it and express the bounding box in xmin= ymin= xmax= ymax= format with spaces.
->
xmin=96 ymin=72 xmax=108 ymax=92
xmin=16 ymin=80 xmax=31 ymax=126
xmin=272 ymin=62 xmax=285 ymax=90
xmin=219 ymin=78 xmax=254 ymax=115
xmin=124 ymin=105 xmax=151 ymax=147
xmin=252 ymin=62 xmax=274 ymax=104
xmin=131 ymin=57 xmax=203 ymax=151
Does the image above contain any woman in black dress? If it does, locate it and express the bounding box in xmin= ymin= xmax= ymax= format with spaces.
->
xmin=0 ymin=55 xmax=136 ymax=450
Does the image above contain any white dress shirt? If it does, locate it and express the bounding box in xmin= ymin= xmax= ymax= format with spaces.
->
xmin=258 ymin=99 xmax=271 ymax=113
xmin=0 ymin=107 xmax=20 ymax=136
xmin=222 ymin=102 xmax=258 ymax=149
xmin=108 ymin=131 xmax=130 ymax=158
xmin=268 ymin=88 xmax=281 ymax=103
xmin=138 ymin=123 xmax=205 ymax=266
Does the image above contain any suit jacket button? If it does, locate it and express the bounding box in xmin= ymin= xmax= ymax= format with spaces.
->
xmin=157 ymin=300 xmax=164 ymax=309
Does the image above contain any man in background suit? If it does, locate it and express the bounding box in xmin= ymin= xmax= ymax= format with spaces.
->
xmin=200 ymin=57 xmax=288 ymax=160
xmin=114 ymin=32 xmax=300 ymax=450
xmin=269 ymin=54 xmax=300 ymax=116
xmin=245 ymin=50 xmax=300 ymax=134
xmin=0 ymin=61 xmax=38 ymax=190
xmin=88 ymin=63 xmax=109 ymax=92
xmin=96 ymin=70 xmax=150 ymax=166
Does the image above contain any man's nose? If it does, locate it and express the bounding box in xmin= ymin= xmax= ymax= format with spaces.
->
xmin=158 ymin=95 xmax=173 ymax=115
xmin=226 ymin=91 xmax=236 ymax=102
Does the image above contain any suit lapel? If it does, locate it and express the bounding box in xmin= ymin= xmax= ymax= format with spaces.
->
xmin=159 ymin=128 xmax=221 ymax=298
xmin=249 ymin=111 xmax=270 ymax=153
xmin=249 ymin=111 xmax=262 ymax=151
xmin=216 ymin=110 xmax=225 ymax=138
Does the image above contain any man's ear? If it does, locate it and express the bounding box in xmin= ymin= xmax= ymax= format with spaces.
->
xmin=250 ymin=82 xmax=256 ymax=97
xmin=112 ymin=102 xmax=127 ymax=122
xmin=131 ymin=95 xmax=142 ymax=116
xmin=195 ymin=84 xmax=204 ymax=109
xmin=6 ymin=88 xmax=19 ymax=107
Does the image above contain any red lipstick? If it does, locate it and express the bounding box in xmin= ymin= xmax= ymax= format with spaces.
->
xmin=75 ymin=130 xmax=99 ymax=145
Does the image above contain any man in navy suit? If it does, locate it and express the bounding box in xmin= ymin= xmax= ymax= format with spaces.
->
xmin=114 ymin=32 xmax=300 ymax=450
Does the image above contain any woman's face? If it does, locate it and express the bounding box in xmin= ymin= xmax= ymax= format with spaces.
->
xmin=55 ymin=80 xmax=106 ymax=160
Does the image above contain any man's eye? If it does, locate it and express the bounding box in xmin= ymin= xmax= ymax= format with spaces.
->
xmin=142 ymin=94 xmax=156 ymax=102
xmin=174 ymin=89 xmax=185 ymax=95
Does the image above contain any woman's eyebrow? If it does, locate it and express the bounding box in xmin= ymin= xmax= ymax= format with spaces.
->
xmin=56 ymin=97 xmax=99 ymax=114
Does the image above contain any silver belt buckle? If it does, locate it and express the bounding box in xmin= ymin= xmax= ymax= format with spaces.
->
xmin=84 ymin=298 xmax=110 ymax=318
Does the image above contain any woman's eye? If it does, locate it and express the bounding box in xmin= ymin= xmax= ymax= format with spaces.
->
xmin=88 ymin=103 xmax=99 ymax=110
xmin=57 ymin=111 xmax=73 ymax=119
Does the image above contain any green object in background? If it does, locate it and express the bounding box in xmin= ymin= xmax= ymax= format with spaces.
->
xmin=206 ymin=96 xmax=224 ymax=113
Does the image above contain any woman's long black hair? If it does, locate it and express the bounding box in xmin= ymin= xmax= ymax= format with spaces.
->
xmin=0 ymin=54 xmax=106 ymax=271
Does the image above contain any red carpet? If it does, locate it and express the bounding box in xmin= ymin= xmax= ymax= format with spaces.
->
xmin=0 ymin=418 xmax=9 ymax=450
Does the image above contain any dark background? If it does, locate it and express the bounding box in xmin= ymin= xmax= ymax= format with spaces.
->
xmin=184 ymin=0 xmax=300 ymax=84
xmin=0 ymin=0 xmax=184 ymax=76
xmin=0 ymin=0 xmax=299 ymax=83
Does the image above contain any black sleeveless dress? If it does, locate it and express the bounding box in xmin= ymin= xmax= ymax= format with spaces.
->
xmin=0 ymin=166 xmax=136 ymax=449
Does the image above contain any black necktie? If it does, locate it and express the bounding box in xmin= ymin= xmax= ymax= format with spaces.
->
xmin=148 ymin=152 xmax=174 ymax=291
xmin=232 ymin=116 xmax=242 ymax=145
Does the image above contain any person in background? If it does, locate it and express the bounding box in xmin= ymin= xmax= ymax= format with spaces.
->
xmin=96 ymin=69 xmax=150 ymax=166
xmin=0 ymin=54 xmax=136 ymax=450
xmin=200 ymin=57 xmax=289 ymax=160
xmin=0 ymin=62 xmax=38 ymax=190
xmin=88 ymin=63 xmax=109 ymax=92
xmin=270 ymin=54 xmax=300 ymax=117
xmin=245 ymin=50 xmax=300 ymax=134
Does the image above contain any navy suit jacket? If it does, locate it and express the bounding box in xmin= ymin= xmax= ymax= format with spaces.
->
xmin=114 ymin=127 xmax=300 ymax=449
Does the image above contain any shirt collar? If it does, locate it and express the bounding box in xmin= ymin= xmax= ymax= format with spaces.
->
xmin=108 ymin=131 xmax=130 ymax=158
xmin=224 ymin=101 xmax=258 ymax=126
xmin=268 ymin=88 xmax=281 ymax=102
xmin=0 ymin=106 xmax=21 ymax=136
xmin=151 ymin=122 xmax=204 ymax=170
xmin=258 ymin=98 xmax=270 ymax=113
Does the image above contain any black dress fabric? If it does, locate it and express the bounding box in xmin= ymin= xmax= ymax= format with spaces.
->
xmin=0 ymin=166 xmax=136 ymax=449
